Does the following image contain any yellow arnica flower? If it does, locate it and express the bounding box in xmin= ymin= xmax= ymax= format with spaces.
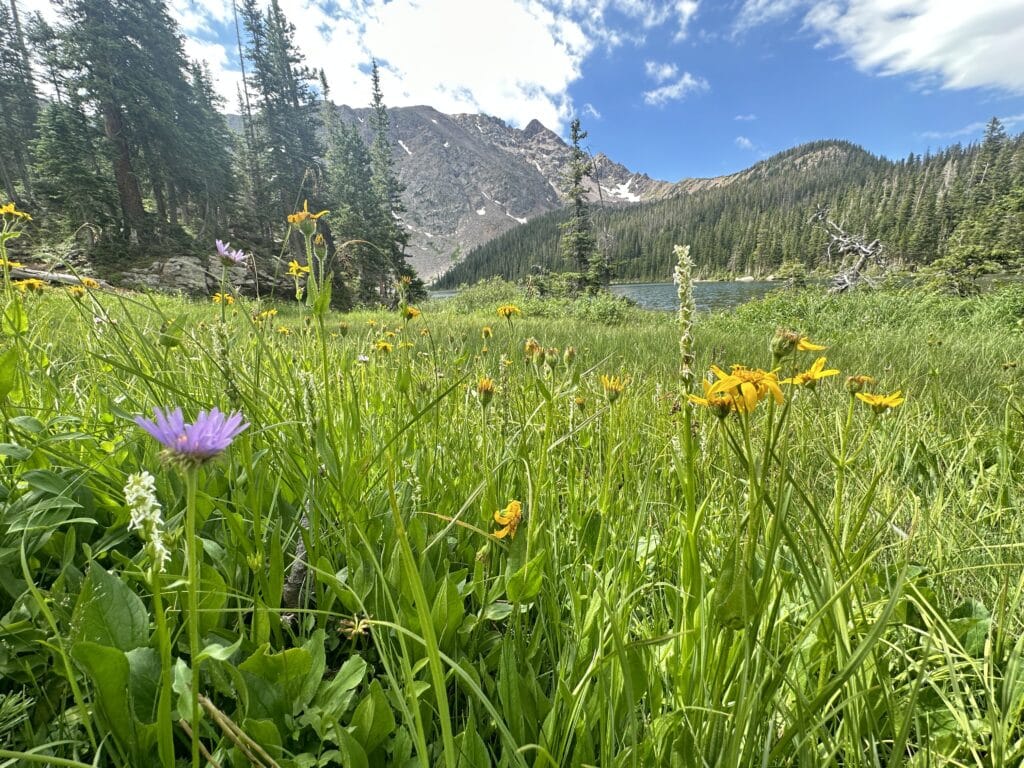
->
xmin=67 ymin=285 xmax=86 ymax=300
xmin=402 ymin=305 xmax=421 ymax=320
xmin=600 ymin=374 xmax=625 ymax=403
xmin=477 ymin=376 xmax=496 ymax=406
xmin=212 ymin=293 xmax=234 ymax=305
xmin=81 ymin=277 xmax=99 ymax=289
xmin=276 ymin=325 xmax=291 ymax=335
xmin=688 ymin=379 xmax=736 ymax=418
xmin=0 ymin=202 xmax=32 ymax=221
xmin=14 ymin=278 xmax=45 ymax=293
xmin=286 ymin=200 xmax=329 ymax=234
xmin=257 ymin=308 xmax=278 ymax=321
xmin=497 ymin=304 xmax=522 ymax=319
xmin=1 ymin=257 xmax=24 ymax=269
xmin=524 ymin=337 xmax=542 ymax=360
xmin=287 ymin=259 xmax=311 ymax=277
xmin=493 ymin=500 xmax=522 ymax=540
xmin=481 ymin=325 xmax=493 ymax=339
xmin=856 ymin=390 xmax=905 ymax=414
xmin=374 ymin=340 xmax=393 ymax=353
xmin=707 ymin=364 xmax=783 ymax=413
xmin=771 ymin=329 xmax=827 ymax=359
xmin=782 ymin=357 xmax=840 ymax=388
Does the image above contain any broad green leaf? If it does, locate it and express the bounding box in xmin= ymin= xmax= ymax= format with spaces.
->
xmin=2 ymin=298 xmax=27 ymax=336
xmin=713 ymin=542 xmax=757 ymax=630
xmin=351 ymin=679 xmax=396 ymax=753
xmin=0 ymin=345 xmax=18 ymax=399
xmin=0 ymin=443 xmax=31 ymax=461
xmin=506 ymin=550 xmax=546 ymax=603
xmin=71 ymin=563 xmax=150 ymax=651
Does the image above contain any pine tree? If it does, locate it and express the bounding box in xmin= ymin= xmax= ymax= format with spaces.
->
xmin=0 ymin=1 xmax=40 ymax=202
xmin=558 ymin=117 xmax=599 ymax=291
xmin=367 ymin=61 xmax=420 ymax=302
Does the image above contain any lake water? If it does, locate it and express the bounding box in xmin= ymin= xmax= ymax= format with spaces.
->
xmin=429 ymin=280 xmax=777 ymax=312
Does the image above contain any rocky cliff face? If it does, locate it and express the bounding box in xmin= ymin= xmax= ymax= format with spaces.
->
xmin=334 ymin=106 xmax=674 ymax=281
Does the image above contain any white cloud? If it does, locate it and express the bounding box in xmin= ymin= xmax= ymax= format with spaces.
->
xmin=736 ymin=0 xmax=1024 ymax=94
xmin=24 ymin=0 xmax=704 ymax=133
xmin=735 ymin=135 xmax=755 ymax=149
xmin=643 ymin=72 xmax=708 ymax=105
xmin=645 ymin=60 xmax=679 ymax=83
xmin=920 ymin=113 xmax=1024 ymax=140
xmin=735 ymin=113 xmax=757 ymax=121
xmin=583 ymin=102 xmax=603 ymax=119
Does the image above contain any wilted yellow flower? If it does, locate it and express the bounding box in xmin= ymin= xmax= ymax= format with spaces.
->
xmin=707 ymin=364 xmax=783 ymax=413
xmin=524 ymin=337 xmax=542 ymax=360
xmin=856 ymin=390 xmax=905 ymax=414
xmin=782 ymin=357 xmax=840 ymax=388
xmin=771 ymin=329 xmax=827 ymax=360
xmin=374 ymin=339 xmax=393 ymax=353
xmin=481 ymin=325 xmax=493 ymax=339
xmin=0 ymin=202 xmax=32 ymax=221
xmin=14 ymin=278 xmax=45 ymax=293
xmin=845 ymin=374 xmax=875 ymax=394
xmin=477 ymin=377 xmax=496 ymax=407
xmin=600 ymin=374 xmax=625 ymax=403
xmin=420 ymin=328 xmax=429 ymax=336
xmin=287 ymin=260 xmax=311 ymax=278
xmin=493 ymin=500 xmax=522 ymax=540
xmin=212 ymin=292 xmax=234 ymax=305
xmin=497 ymin=304 xmax=521 ymax=320
xmin=402 ymin=305 xmax=421 ymax=320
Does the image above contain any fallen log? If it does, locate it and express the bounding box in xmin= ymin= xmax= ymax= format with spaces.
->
xmin=8 ymin=267 xmax=110 ymax=288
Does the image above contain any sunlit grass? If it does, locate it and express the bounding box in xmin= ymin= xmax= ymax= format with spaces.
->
xmin=2 ymin=276 xmax=1024 ymax=767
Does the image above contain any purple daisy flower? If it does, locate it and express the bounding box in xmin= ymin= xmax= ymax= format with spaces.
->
xmin=135 ymin=406 xmax=248 ymax=464
xmin=216 ymin=240 xmax=248 ymax=267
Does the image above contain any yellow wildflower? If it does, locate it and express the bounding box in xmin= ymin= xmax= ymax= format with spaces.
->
xmin=0 ymin=257 xmax=23 ymax=269
xmin=771 ymin=329 xmax=827 ymax=360
xmin=420 ymin=328 xmax=429 ymax=336
xmin=14 ymin=278 xmax=45 ymax=293
xmin=707 ymin=364 xmax=783 ymax=413
xmin=276 ymin=325 xmax=291 ymax=335
xmin=402 ymin=305 xmax=421 ymax=320
xmin=481 ymin=326 xmax=493 ymax=339
xmin=688 ymin=379 xmax=736 ymax=418
xmin=493 ymin=500 xmax=522 ymax=540
xmin=81 ymin=277 xmax=99 ymax=289
xmin=212 ymin=293 xmax=234 ymax=305
xmin=497 ymin=304 xmax=522 ymax=319
xmin=856 ymin=391 xmax=905 ymax=414
xmin=524 ymin=337 xmax=542 ymax=360
xmin=67 ymin=285 xmax=87 ymax=300
xmin=0 ymin=202 xmax=32 ymax=221
xmin=398 ymin=341 xmax=414 ymax=349
xmin=287 ymin=199 xmax=329 ymax=235
xmin=782 ymin=357 xmax=840 ymax=388
xmin=287 ymin=260 xmax=311 ymax=278
xmin=374 ymin=340 xmax=393 ymax=353
xmin=600 ymin=374 xmax=625 ymax=403
xmin=257 ymin=308 xmax=278 ymax=321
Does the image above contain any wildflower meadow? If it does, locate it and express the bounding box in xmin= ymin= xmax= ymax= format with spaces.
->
xmin=2 ymin=203 xmax=1024 ymax=767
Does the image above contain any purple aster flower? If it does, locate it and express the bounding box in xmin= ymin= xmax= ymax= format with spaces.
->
xmin=135 ymin=406 xmax=248 ymax=464
xmin=216 ymin=240 xmax=248 ymax=267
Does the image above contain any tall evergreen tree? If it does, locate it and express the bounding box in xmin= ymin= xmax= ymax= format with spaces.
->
xmin=0 ymin=1 xmax=40 ymax=202
xmin=558 ymin=117 xmax=599 ymax=290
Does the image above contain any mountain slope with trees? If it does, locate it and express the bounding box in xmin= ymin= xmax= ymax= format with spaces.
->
xmin=437 ymin=125 xmax=1024 ymax=287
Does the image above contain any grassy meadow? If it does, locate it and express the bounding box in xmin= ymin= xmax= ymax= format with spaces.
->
xmin=2 ymin=257 xmax=1024 ymax=766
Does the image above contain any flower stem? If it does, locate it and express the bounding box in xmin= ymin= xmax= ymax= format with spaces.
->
xmin=184 ymin=470 xmax=202 ymax=768
xmin=150 ymin=569 xmax=176 ymax=767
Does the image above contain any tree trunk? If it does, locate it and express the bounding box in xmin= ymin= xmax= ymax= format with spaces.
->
xmin=102 ymin=100 xmax=146 ymax=239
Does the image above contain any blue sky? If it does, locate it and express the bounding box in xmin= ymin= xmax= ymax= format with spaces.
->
xmin=24 ymin=0 xmax=1024 ymax=180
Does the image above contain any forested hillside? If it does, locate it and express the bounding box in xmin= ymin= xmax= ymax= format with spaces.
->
xmin=437 ymin=125 xmax=1024 ymax=286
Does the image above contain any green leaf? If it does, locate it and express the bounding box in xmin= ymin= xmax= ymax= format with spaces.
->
xmin=713 ymin=541 xmax=757 ymax=630
xmin=351 ymin=679 xmax=396 ymax=753
xmin=335 ymin=727 xmax=369 ymax=768
xmin=239 ymin=644 xmax=313 ymax=727
xmin=0 ymin=443 xmax=31 ymax=461
xmin=313 ymin=273 xmax=333 ymax=318
xmin=71 ymin=563 xmax=150 ymax=651
xmin=506 ymin=550 xmax=546 ymax=603
xmin=454 ymin=711 xmax=490 ymax=768
xmin=0 ymin=346 xmax=20 ymax=399
xmin=2 ymin=298 xmax=27 ymax=336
